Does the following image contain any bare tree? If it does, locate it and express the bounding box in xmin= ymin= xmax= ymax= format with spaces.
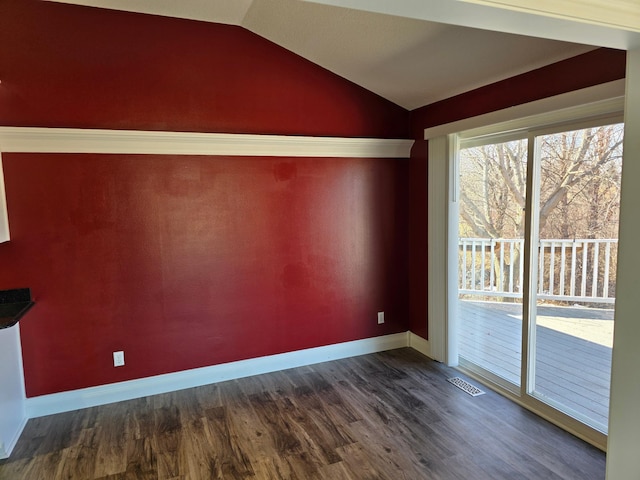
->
xmin=458 ymin=123 xmax=623 ymax=297
xmin=460 ymin=125 xmax=623 ymax=239
xmin=538 ymin=125 xmax=623 ymax=240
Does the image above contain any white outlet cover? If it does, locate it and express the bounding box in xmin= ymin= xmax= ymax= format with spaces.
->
xmin=377 ymin=312 xmax=384 ymax=324
xmin=113 ymin=351 xmax=125 ymax=367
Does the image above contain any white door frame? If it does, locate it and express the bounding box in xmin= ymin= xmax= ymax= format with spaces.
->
xmin=425 ymin=82 xmax=624 ymax=451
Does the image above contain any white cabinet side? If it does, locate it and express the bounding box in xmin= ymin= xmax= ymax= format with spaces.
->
xmin=0 ymin=324 xmax=27 ymax=459
xmin=0 ymin=154 xmax=10 ymax=243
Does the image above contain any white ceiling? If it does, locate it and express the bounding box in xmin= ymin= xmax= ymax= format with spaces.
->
xmin=45 ymin=0 xmax=630 ymax=110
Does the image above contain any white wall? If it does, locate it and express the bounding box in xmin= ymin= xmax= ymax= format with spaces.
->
xmin=606 ymin=47 xmax=640 ymax=480
xmin=0 ymin=323 xmax=27 ymax=459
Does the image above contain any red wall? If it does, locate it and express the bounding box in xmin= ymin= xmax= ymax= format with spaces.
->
xmin=410 ymin=48 xmax=626 ymax=138
xmin=3 ymin=154 xmax=408 ymax=397
xmin=0 ymin=0 xmax=408 ymax=138
xmin=0 ymin=1 xmax=410 ymax=397
xmin=408 ymin=47 xmax=626 ymax=340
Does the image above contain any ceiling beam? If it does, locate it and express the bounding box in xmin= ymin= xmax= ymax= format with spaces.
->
xmin=463 ymin=0 xmax=640 ymax=33
xmin=302 ymin=0 xmax=640 ymax=49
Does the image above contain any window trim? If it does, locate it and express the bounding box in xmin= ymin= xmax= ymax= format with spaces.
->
xmin=424 ymin=79 xmax=625 ymax=141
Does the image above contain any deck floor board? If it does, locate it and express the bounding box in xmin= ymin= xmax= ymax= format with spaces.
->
xmin=459 ymin=300 xmax=613 ymax=429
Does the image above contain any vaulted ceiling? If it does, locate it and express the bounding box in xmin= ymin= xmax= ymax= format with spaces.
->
xmin=45 ymin=0 xmax=639 ymax=110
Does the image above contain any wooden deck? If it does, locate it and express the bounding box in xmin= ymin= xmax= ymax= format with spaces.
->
xmin=458 ymin=300 xmax=613 ymax=430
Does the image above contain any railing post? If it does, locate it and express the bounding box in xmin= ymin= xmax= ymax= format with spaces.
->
xmin=461 ymin=240 xmax=467 ymax=290
xmin=581 ymin=243 xmax=588 ymax=298
xmin=499 ymin=240 xmax=505 ymax=292
xmin=570 ymin=240 xmax=577 ymax=297
xmin=490 ymin=239 xmax=495 ymax=292
xmin=509 ymin=240 xmax=515 ymax=293
xmin=481 ymin=239 xmax=486 ymax=291
xmin=549 ymin=241 xmax=556 ymax=296
xmin=559 ymin=243 xmax=567 ymax=297
xmin=539 ymin=241 xmax=545 ymax=295
xmin=604 ymin=241 xmax=611 ymax=299
xmin=471 ymin=240 xmax=477 ymax=292
xmin=519 ymin=240 xmax=524 ymax=295
xmin=592 ymin=242 xmax=600 ymax=298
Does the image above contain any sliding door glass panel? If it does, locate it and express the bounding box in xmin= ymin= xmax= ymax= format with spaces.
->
xmin=531 ymin=123 xmax=623 ymax=432
xmin=457 ymin=138 xmax=528 ymax=387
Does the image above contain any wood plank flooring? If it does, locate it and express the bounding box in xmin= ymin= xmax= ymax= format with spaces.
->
xmin=0 ymin=348 xmax=605 ymax=479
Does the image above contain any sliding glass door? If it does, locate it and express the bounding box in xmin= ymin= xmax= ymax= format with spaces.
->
xmin=529 ymin=124 xmax=622 ymax=432
xmin=454 ymin=120 xmax=623 ymax=435
xmin=457 ymin=137 xmax=527 ymax=390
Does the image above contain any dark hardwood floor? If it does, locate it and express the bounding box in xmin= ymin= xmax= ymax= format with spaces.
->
xmin=0 ymin=348 xmax=605 ymax=479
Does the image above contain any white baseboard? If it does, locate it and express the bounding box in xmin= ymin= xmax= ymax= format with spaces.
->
xmin=408 ymin=332 xmax=431 ymax=358
xmin=26 ymin=332 xmax=410 ymax=418
xmin=0 ymin=416 xmax=27 ymax=460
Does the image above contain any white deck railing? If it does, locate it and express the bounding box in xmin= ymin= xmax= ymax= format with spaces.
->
xmin=459 ymin=238 xmax=617 ymax=304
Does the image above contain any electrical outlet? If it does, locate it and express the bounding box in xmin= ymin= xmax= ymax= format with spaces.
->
xmin=377 ymin=311 xmax=385 ymax=324
xmin=113 ymin=351 xmax=125 ymax=367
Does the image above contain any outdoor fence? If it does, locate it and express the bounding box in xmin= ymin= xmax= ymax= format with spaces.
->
xmin=458 ymin=238 xmax=617 ymax=304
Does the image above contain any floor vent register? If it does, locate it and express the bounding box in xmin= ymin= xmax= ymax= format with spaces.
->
xmin=447 ymin=377 xmax=486 ymax=397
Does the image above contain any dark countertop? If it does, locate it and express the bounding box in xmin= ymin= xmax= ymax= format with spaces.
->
xmin=0 ymin=288 xmax=34 ymax=329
